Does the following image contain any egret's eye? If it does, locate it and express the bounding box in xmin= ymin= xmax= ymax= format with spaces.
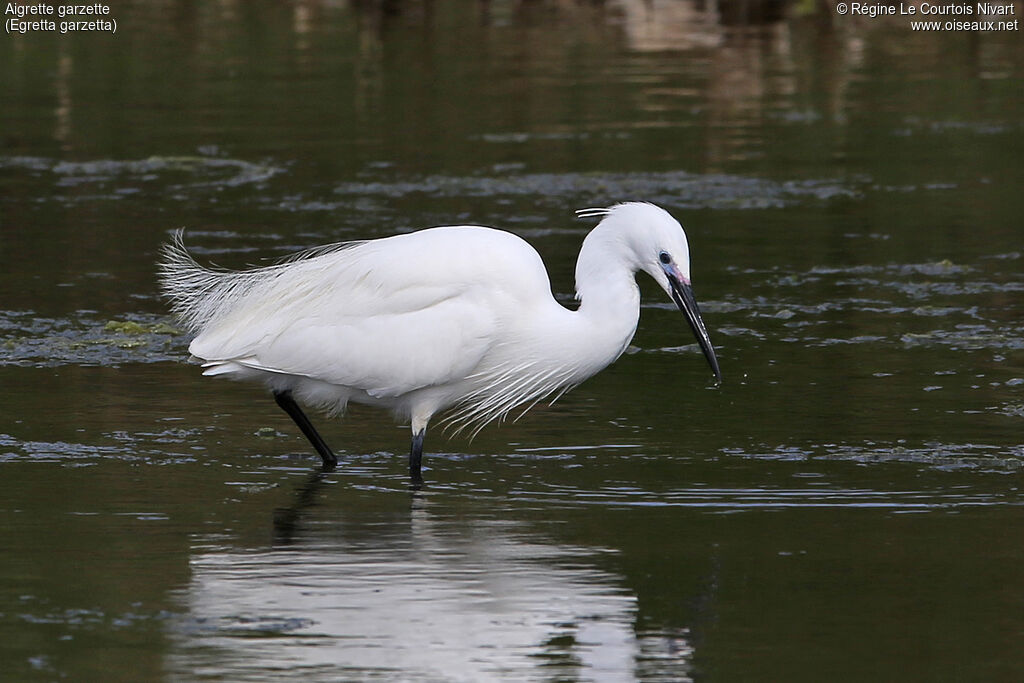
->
xmin=658 ymin=251 xmax=671 ymax=265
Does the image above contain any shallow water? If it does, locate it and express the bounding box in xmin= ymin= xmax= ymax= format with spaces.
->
xmin=2 ymin=1 xmax=1023 ymax=680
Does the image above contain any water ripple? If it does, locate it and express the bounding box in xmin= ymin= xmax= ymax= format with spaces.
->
xmin=330 ymin=170 xmax=860 ymax=210
xmin=0 ymin=154 xmax=284 ymax=197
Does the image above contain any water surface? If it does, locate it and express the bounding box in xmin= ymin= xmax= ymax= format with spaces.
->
xmin=1 ymin=1 xmax=1022 ymax=680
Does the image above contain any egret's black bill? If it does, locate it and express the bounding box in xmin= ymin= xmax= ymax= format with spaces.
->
xmin=668 ymin=276 xmax=722 ymax=383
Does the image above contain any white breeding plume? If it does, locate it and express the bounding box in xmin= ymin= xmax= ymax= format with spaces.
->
xmin=159 ymin=202 xmax=721 ymax=485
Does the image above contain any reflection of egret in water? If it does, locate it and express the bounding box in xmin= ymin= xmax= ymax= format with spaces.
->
xmin=167 ymin=479 xmax=695 ymax=680
xmin=270 ymin=469 xmax=332 ymax=545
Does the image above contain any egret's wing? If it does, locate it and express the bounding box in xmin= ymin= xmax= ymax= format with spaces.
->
xmin=176 ymin=227 xmax=545 ymax=397
xmin=196 ymin=289 xmax=497 ymax=398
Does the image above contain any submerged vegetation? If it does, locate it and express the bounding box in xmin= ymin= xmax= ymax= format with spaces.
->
xmin=1 ymin=313 xmax=184 ymax=366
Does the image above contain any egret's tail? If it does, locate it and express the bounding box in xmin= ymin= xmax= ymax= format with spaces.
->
xmin=157 ymin=230 xmax=240 ymax=333
xmin=158 ymin=230 xmax=365 ymax=334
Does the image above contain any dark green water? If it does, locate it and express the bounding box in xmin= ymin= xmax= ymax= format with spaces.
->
xmin=2 ymin=1 xmax=1023 ymax=680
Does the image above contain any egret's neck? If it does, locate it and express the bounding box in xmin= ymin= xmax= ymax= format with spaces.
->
xmin=569 ymin=227 xmax=642 ymax=366
xmin=480 ymin=227 xmax=642 ymax=394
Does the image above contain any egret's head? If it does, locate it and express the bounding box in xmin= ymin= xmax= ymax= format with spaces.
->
xmin=576 ymin=202 xmax=721 ymax=382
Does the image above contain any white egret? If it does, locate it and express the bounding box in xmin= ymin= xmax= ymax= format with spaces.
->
xmin=159 ymin=202 xmax=721 ymax=485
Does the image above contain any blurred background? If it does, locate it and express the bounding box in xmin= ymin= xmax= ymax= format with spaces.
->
xmin=1 ymin=1 xmax=1022 ymax=680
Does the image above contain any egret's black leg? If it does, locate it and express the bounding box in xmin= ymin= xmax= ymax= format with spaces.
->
xmin=409 ymin=428 xmax=426 ymax=488
xmin=273 ymin=390 xmax=337 ymax=470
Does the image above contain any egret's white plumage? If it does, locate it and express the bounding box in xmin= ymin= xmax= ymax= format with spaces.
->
xmin=159 ymin=202 xmax=720 ymax=481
